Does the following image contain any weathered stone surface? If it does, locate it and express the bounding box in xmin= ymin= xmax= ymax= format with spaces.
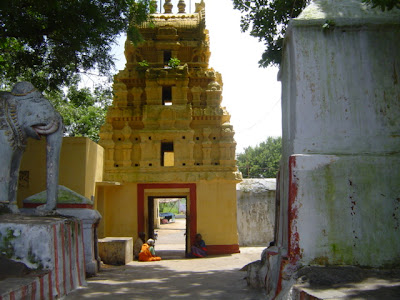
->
xmin=98 ymin=237 xmax=133 ymax=265
xmin=270 ymin=0 xmax=400 ymax=298
xmin=22 ymin=186 xmax=102 ymax=276
xmin=0 ymin=82 xmax=63 ymax=213
xmin=0 ymin=214 xmax=86 ymax=298
xmin=237 ymin=179 xmax=276 ymax=246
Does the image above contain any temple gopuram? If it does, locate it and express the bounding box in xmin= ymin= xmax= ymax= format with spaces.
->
xmin=96 ymin=0 xmax=242 ymax=254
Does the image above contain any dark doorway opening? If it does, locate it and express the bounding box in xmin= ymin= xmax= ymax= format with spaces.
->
xmin=162 ymin=86 xmax=172 ymax=106
xmin=147 ymin=196 xmax=187 ymax=259
xmin=161 ymin=142 xmax=174 ymax=166
xmin=164 ymin=50 xmax=172 ymax=65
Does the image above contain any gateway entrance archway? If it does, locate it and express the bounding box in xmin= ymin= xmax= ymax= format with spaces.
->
xmin=138 ymin=183 xmax=197 ymax=255
xmin=148 ymin=196 xmax=187 ymax=258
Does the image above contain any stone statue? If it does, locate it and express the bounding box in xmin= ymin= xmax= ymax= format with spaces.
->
xmin=0 ymin=82 xmax=63 ymax=213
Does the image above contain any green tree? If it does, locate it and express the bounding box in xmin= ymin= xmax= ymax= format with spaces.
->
xmin=237 ymin=137 xmax=282 ymax=179
xmin=45 ymin=80 xmax=112 ymax=142
xmin=232 ymin=0 xmax=400 ymax=67
xmin=0 ymin=0 xmax=155 ymax=92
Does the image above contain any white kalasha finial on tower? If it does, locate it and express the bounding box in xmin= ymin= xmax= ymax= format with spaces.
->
xmin=177 ymin=0 xmax=186 ymax=13
xmin=163 ymin=0 xmax=173 ymax=13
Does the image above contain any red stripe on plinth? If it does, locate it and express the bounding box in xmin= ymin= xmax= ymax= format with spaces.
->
xmin=68 ymin=224 xmax=74 ymax=290
xmin=61 ymin=223 xmax=66 ymax=294
xmin=39 ymin=275 xmax=44 ymax=299
xmin=21 ymin=285 xmax=27 ymax=299
xmin=53 ymin=225 xmax=60 ymax=296
xmin=275 ymin=257 xmax=288 ymax=298
xmin=48 ymin=271 xmax=53 ymax=299
xmin=31 ymin=281 xmax=37 ymax=300
xmin=75 ymin=222 xmax=82 ymax=286
xmin=80 ymin=220 xmax=86 ymax=277
xmin=206 ymin=244 xmax=240 ymax=255
xmin=9 ymin=291 xmax=15 ymax=300
xmin=288 ymin=156 xmax=301 ymax=265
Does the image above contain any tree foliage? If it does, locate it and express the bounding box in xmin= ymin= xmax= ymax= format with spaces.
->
xmin=232 ymin=0 xmax=400 ymax=67
xmin=363 ymin=0 xmax=400 ymax=10
xmin=237 ymin=137 xmax=282 ymax=179
xmin=0 ymin=0 xmax=155 ymax=92
xmin=47 ymin=81 xmax=112 ymax=142
xmin=232 ymin=0 xmax=310 ymax=67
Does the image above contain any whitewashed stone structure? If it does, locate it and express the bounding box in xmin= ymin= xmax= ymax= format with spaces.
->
xmin=264 ymin=1 xmax=400 ymax=298
xmin=236 ymin=179 xmax=276 ymax=246
xmin=0 ymin=215 xmax=86 ymax=299
xmin=23 ymin=185 xmax=102 ymax=277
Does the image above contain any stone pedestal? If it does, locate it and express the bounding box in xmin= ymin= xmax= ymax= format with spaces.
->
xmin=0 ymin=214 xmax=86 ymax=299
xmin=22 ymin=185 xmax=102 ymax=276
xmin=98 ymin=237 xmax=133 ymax=265
xmin=58 ymin=208 xmax=102 ymax=276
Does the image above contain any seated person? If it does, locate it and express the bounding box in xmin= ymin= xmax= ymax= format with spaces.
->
xmin=188 ymin=233 xmax=207 ymax=258
xmin=133 ymin=232 xmax=146 ymax=260
xmin=138 ymin=239 xmax=161 ymax=262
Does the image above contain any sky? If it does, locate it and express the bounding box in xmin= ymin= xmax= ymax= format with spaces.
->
xmin=110 ymin=0 xmax=282 ymax=153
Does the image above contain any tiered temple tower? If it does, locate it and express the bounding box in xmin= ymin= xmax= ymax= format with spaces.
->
xmin=97 ymin=0 xmax=241 ymax=255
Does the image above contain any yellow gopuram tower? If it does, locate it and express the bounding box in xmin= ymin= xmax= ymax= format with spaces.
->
xmin=97 ymin=0 xmax=242 ymax=254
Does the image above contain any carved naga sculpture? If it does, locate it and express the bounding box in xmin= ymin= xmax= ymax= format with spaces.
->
xmin=0 ymin=82 xmax=63 ymax=213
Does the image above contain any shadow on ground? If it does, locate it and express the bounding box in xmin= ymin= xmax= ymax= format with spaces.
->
xmin=295 ymin=266 xmax=400 ymax=300
xmin=66 ymin=261 xmax=265 ymax=299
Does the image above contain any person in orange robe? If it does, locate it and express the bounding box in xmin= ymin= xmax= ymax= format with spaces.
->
xmin=138 ymin=239 xmax=161 ymax=262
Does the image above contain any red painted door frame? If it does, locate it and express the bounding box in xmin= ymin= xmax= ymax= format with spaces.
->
xmin=137 ymin=183 xmax=197 ymax=250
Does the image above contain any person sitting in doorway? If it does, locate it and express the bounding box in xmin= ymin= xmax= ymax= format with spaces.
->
xmin=133 ymin=232 xmax=146 ymax=260
xmin=139 ymin=239 xmax=162 ymax=262
xmin=188 ymin=233 xmax=207 ymax=258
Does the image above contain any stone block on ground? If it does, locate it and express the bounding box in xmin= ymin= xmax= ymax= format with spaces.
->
xmin=98 ymin=237 xmax=133 ymax=265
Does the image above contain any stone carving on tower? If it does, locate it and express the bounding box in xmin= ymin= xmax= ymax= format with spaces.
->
xmin=99 ymin=0 xmax=240 ymax=183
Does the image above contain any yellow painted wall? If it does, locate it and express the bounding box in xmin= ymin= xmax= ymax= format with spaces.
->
xmin=98 ymin=183 xmax=138 ymax=239
xmin=18 ymin=137 xmax=103 ymax=206
xmin=97 ymin=180 xmax=239 ymax=248
xmin=196 ymin=180 xmax=239 ymax=246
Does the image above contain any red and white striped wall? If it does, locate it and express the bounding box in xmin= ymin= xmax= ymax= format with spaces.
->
xmin=0 ymin=217 xmax=86 ymax=299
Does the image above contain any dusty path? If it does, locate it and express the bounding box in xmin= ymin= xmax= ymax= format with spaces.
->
xmin=66 ymin=218 xmax=267 ymax=299
xmin=66 ymin=247 xmax=266 ymax=299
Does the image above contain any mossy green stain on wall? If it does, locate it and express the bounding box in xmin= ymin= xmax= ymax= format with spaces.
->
xmin=304 ymin=155 xmax=400 ymax=267
xmin=321 ymin=164 xmax=355 ymax=265
xmin=27 ymin=247 xmax=43 ymax=270
xmin=0 ymin=228 xmax=18 ymax=258
xmin=24 ymin=185 xmax=92 ymax=204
